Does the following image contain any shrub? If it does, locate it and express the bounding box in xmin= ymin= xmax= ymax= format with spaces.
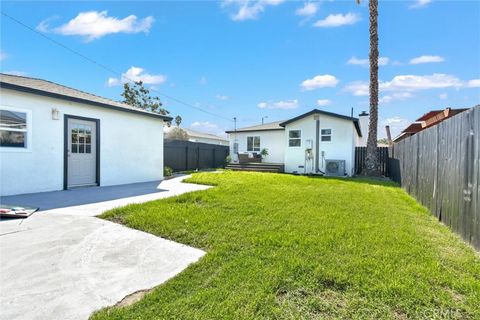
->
xmin=164 ymin=166 xmax=173 ymax=177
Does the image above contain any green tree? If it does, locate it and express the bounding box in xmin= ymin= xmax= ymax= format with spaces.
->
xmin=377 ymin=138 xmax=389 ymax=145
xmin=166 ymin=127 xmax=189 ymax=141
xmin=121 ymin=81 xmax=169 ymax=115
xmin=357 ymin=0 xmax=380 ymax=176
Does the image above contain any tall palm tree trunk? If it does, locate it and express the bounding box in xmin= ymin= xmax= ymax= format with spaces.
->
xmin=365 ymin=0 xmax=379 ymax=175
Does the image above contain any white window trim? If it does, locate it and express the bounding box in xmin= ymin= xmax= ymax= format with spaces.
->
xmin=246 ymin=136 xmax=261 ymax=152
xmin=320 ymin=128 xmax=333 ymax=143
xmin=288 ymin=129 xmax=302 ymax=148
xmin=0 ymin=105 xmax=32 ymax=153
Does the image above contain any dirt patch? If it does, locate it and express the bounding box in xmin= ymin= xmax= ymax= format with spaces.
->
xmin=115 ymin=288 xmax=153 ymax=308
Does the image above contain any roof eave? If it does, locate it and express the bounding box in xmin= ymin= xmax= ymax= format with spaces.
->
xmin=0 ymin=82 xmax=173 ymax=122
xmin=225 ymin=128 xmax=285 ymax=134
xmin=279 ymin=109 xmax=359 ymax=127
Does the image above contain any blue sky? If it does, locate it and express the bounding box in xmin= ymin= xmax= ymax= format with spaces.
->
xmin=1 ymin=0 xmax=479 ymax=138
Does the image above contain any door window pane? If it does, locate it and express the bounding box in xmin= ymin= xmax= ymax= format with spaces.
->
xmin=72 ymin=143 xmax=78 ymax=153
xmin=85 ymin=144 xmax=91 ymax=153
xmin=79 ymin=144 xmax=85 ymax=153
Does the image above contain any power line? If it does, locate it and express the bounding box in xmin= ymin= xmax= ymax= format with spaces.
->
xmin=1 ymin=11 xmax=234 ymax=122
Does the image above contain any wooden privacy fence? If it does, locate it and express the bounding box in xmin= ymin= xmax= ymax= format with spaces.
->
xmin=354 ymin=147 xmax=389 ymax=176
xmin=389 ymin=106 xmax=479 ymax=250
xmin=164 ymin=139 xmax=229 ymax=172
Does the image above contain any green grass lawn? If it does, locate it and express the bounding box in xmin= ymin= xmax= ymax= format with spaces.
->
xmin=92 ymin=171 xmax=480 ymax=319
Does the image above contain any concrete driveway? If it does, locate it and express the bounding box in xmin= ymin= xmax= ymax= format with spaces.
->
xmin=0 ymin=175 xmax=211 ymax=320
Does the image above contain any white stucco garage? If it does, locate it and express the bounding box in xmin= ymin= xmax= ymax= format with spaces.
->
xmin=0 ymin=73 xmax=172 ymax=196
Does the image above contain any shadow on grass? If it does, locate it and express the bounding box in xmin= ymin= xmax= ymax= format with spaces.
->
xmin=305 ymin=174 xmax=400 ymax=188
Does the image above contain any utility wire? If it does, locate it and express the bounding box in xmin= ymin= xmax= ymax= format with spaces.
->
xmin=1 ymin=11 xmax=234 ymax=122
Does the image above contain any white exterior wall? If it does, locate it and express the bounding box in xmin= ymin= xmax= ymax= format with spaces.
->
xmin=284 ymin=114 xmax=356 ymax=176
xmin=228 ymin=130 xmax=285 ymax=163
xmin=0 ymin=89 xmax=165 ymax=196
xmin=356 ymin=114 xmax=369 ymax=146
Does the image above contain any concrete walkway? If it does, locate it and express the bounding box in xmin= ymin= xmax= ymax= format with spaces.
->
xmin=0 ymin=175 xmax=211 ymax=320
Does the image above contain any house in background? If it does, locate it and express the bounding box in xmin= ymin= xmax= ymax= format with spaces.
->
xmin=226 ymin=109 xmax=365 ymax=176
xmin=165 ymin=126 xmax=229 ymax=146
xmin=394 ymin=107 xmax=468 ymax=142
xmin=0 ymin=73 xmax=171 ymax=196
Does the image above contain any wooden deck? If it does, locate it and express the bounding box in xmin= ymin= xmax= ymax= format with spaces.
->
xmin=225 ymin=162 xmax=284 ymax=173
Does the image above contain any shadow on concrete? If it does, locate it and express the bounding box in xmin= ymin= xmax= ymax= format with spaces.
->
xmin=0 ymin=181 xmax=166 ymax=212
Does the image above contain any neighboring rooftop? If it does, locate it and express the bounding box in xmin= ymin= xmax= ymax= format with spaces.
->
xmin=0 ymin=73 xmax=172 ymax=121
xmin=225 ymin=120 xmax=284 ymax=133
xmin=394 ymin=107 xmax=469 ymax=142
xmin=166 ymin=126 xmax=228 ymax=142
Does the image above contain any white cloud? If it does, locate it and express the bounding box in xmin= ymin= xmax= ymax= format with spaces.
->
xmin=257 ymin=99 xmax=299 ymax=109
xmin=215 ymin=94 xmax=229 ymax=100
xmin=300 ymin=74 xmax=339 ymax=91
xmin=379 ymin=96 xmax=393 ymax=104
xmin=36 ymin=16 xmax=59 ymax=33
xmin=381 ymin=117 xmax=411 ymax=138
xmin=467 ymin=79 xmax=480 ymax=88
xmin=439 ymin=93 xmax=448 ymax=100
xmin=223 ymin=0 xmax=284 ymax=21
xmin=41 ymin=11 xmax=154 ymax=41
xmin=379 ymin=92 xmax=413 ymax=105
xmin=191 ymin=121 xmax=218 ymax=130
xmin=313 ymin=13 xmax=360 ymax=28
xmin=199 ymin=76 xmax=208 ymax=85
xmin=190 ymin=121 xmax=227 ymax=137
xmin=382 ymin=74 xmax=462 ymax=91
xmin=316 ymin=99 xmax=330 ymax=106
xmin=295 ymin=3 xmax=318 ymax=17
xmin=410 ymin=0 xmax=432 ymax=9
xmin=347 ymin=56 xmax=389 ymax=66
xmin=343 ymin=81 xmax=369 ymax=96
xmin=344 ymin=73 xmax=463 ymax=96
xmin=107 ymin=66 xmax=166 ymax=87
xmin=409 ymin=55 xmax=444 ymax=64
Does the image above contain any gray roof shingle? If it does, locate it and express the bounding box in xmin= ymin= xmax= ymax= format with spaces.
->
xmin=0 ymin=73 xmax=172 ymax=121
xmin=225 ymin=120 xmax=284 ymax=133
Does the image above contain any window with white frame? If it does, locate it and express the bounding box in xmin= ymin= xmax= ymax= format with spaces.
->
xmin=247 ymin=136 xmax=260 ymax=152
xmin=321 ymin=129 xmax=332 ymax=142
xmin=289 ymin=130 xmax=301 ymax=147
xmin=0 ymin=109 xmax=29 ymax=148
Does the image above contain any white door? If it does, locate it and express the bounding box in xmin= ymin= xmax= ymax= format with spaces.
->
xmin=67 ymin=118 xmax=97 ymax=187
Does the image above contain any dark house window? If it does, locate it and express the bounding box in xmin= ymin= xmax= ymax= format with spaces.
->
xmin=289 ymin=130 xmax=301 ymax=147
xmin=247 ymin=136 xmax=260 ymax=152
xmin=321 ymin=129 xmax=332 ymax=142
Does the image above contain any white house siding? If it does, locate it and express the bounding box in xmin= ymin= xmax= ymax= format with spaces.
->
xmin=284 ymin=114 xmax=355 ymax=175
xmin=0 ymin=89 xmax=164 ymax=196
xmin=228 ymin=130 xmax=285 ymax=163
xmin=356 ymin=114 xmax=369 ymax=147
